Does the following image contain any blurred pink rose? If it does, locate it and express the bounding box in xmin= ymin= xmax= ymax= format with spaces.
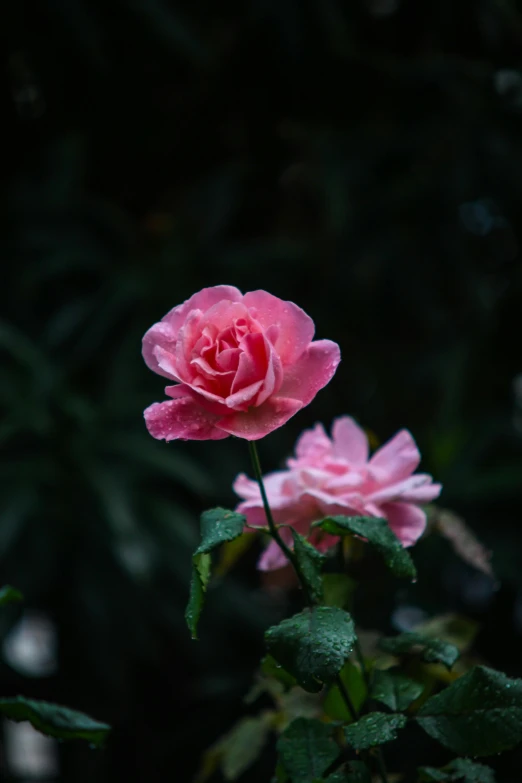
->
xmin=234 ymin=417 xmax=442 ymax=570
xmin=142 ymin=286 xmax=340 ymax=441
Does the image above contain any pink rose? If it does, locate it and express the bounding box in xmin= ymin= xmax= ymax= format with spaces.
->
xmin=233 ymin=416 xmax=442 ymax=570
xmin=142 ymin=286 xmax=341 ymax=441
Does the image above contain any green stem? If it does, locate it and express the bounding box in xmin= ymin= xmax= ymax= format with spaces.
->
xmin=335 ymin=673 xmax=359 ymax=723
xmin=339 ymin=538 xmax=389 ymax=783
xmin=248 ymin=441 xmax=310 ymax=601
xmin=248 ymin=441 xmax=388 ymax=783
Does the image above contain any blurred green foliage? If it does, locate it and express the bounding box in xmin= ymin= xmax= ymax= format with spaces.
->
xmin=2 ymin=0 xmax=522 ymax=780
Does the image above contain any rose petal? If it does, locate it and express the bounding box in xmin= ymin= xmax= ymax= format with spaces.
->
xmin=369 ymin=430 xmax=420 ymax=482
xmin=382 ymin=502 xmax=427 ymax=547
xmin=191 ymin=354 xmax=230 ymax=379
xmin=186 ymin=381 xmax=232 ymax=409
xmin=243 ymin=290 xmax=315 ymax=364
xmin=292 ymin=423 xmax=331 ymax=464
xmin=162 ymin=285 xmax=243 ymax=334
xmin=229 ymin=332 xmax=268 ymax=404
xmin=234 ymin=502 xmax=267 ymax=528
xmin=216 ymin=347 xmax=240 ymax=373
xmin=217 ymin=396 xmax=303 ymax=440
xmin=234 ymin=471 xmax=299 ymax=528
xmin=258 ymin=538 xmax=290 ymax=571
xmin=233 ymin=473 xmax=259 ymax=500
xmin=142 ymin=286 xmax=242 ymax=379
xmin=152 ymin=345 xmax=182 ymax=380
xmin=278 ymin=339 xmax=341 ymax=407
xmin=164 ymin=384 xmax=231 ymax=416
xmin=300 ymin=488 xmax=364 ymax=518
xmin=236 ymin=500 xmax=292 ymax=527
xmin=233 ymin=470 xmax=290 ymax=503
xmin=331 ymin=417 xmax=369 ymax=464
xmin=142 ymin=323 xmax=179 ymax=380
xmin=368 ymin=475 xmax=442 ymax=504
xmin=198 ymin=300 xmax=250 ymax=334
xmin=325 ymin=470 xmax=367 ymax=491
xmin=310 ymin=530 xmax=340 ymax=554
xmin=257 ymin=528 xmax=294 ymax=571
xmin=144 ymin=396 xmax=228 ymax=441
xmin=226 ymin=381 xmax=264 ymax=410
xmin=255 ymin=341 xmax=283 ymax=406
xmin=175 ymin=309 xmax=206 ymax=382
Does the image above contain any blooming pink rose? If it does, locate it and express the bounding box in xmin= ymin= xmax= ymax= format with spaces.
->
xmin=142 ymin=286 xmax=340 ymax=441
xmin=233 ymin=416 xmax=442 ymax=570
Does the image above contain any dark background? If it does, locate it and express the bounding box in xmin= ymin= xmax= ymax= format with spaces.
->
xmin=1 ymin=0 xmax=522 ymax=781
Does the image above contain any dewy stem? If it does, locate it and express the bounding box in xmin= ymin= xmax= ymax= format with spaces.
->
xmin=248 ymin=441 xmax=387 ymax=783
xmin=248 ymin=441 xmax=308 ymax=595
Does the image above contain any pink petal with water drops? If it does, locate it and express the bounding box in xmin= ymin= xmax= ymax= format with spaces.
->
xmin=369 ymin=429 xmax=420 ymax=482
xmin=331 ymin=417 xmax=369 ymax=464
xmin=144 ymin=396 xmax=228 ymax=441
xmin=292 ymin=423 xmax=331 ymax=465
xmin=217 ymin=396 xmax=303 ymax=440
xmin=142 ymin=323 xmax=179 ymax=380
xmin=369 ymin=475 xmax=442 ymax=505
xmin=243 ymin=290 xmax=315 ymax=365
xmin=161 ymin=285 xmax=242 ymax=334
xmin=278 ymin=340 xmax=341 ymax=406
xmin=257 ymin=529 xmax=294 ymax=571
xmin=382 ymin=502 xmax=427 ymax=547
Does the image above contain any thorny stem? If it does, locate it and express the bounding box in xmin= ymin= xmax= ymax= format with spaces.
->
xmin=248 ymin=441 xmax=388 ymax=783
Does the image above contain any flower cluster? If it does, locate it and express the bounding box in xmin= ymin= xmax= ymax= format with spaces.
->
xmin=143 ymin=286 xmax=441 ymax=567
xmin=141 ymin=288 xmax=522 ymax=783
xmin=234 ymin=417 xmax=442 ymax=570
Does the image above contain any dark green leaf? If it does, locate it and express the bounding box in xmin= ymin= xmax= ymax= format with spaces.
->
xmin=261 ymin=655 xmax=298 ymax=689
xmin=324 ymin=761 xmax=371 ymax=782
xmin=292 ymin=530 xmax=326 ymax=603
xmin=195 ymin=508 xmax=246 ymax=555
xmin=186 ymin=508 xmax=245 ymax=638
xmin=418 ymin=758 xmax=496 ymax=782
xmin=265 ymin=607 xmax=356 ymax=693
xmin=371 ymin=668 xmax=424 ymax=711
xmin=317 ymin=516 xmax=416 ymax=579
xmin=0 ymin=585 xmax=23 ymax=606
xmin=323 ymin=661 xmax=367 ymax=721
xmin=185 ymin=553 xmax=211 ymax=639
xmin=344 ymin=712 xmax=407 ymax=750
xmin=416 ymin=665 xmax=522 ymax=756
xmin=0 ymin=697 xmax=110 ymax=747
xmin=277 ymin=718 xmax=340 ymax=783
xmin=379 ymin=632 xmax=460 ymax=669
xmin=322 ymin=574 xmax=357 ymax=609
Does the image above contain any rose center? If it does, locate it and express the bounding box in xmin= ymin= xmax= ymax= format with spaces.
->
xmin=189 ymin=316 xmax=264 ymax=400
